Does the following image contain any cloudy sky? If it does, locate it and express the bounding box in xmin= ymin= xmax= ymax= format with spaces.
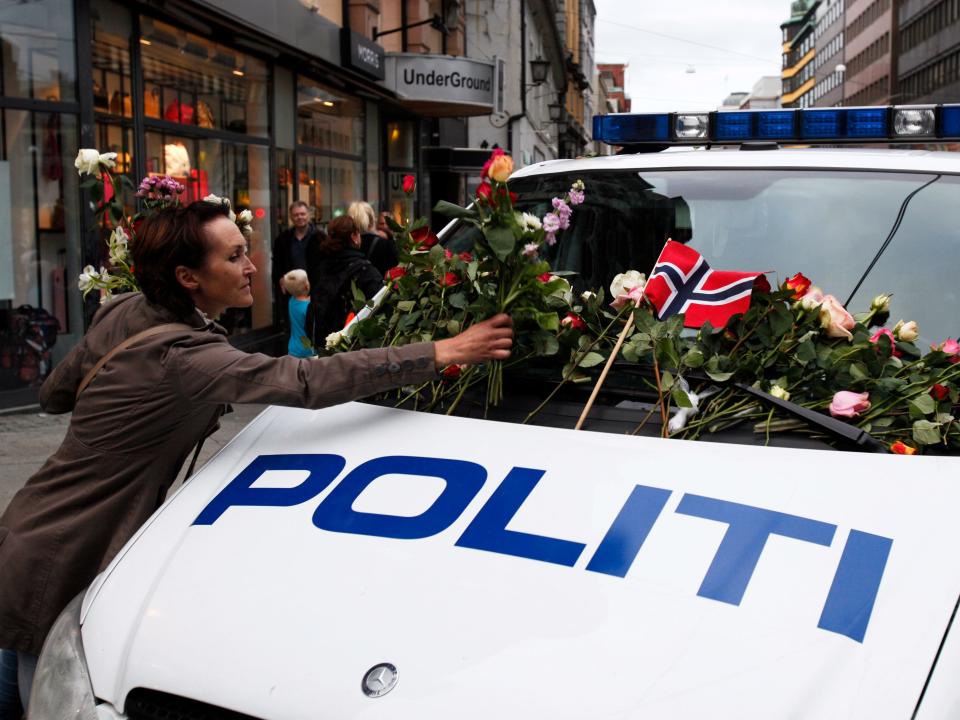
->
xmin=594 ymin=0 xmax=788 ymax=111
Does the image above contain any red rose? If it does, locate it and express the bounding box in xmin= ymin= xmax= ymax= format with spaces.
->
xmin=537 ymin=272 xmax=553 ymax=282
xmin=561 ymin=312 xmax=587 ymax=331
xmin=444 ymin=249 xmax=453 ymax=260
xmin=459 ymin=251 xmax=473 ymax=262
xmin=411 ymin=226 xmax=439 ymax=249
xmin=784 ymin=272 xmax=812 ymax=299
xmin=440 ymin=271 xmax=459 ymax=287
xmin=870 ymin=328 xmax=902 ymax=358
xmin=402 ymin=174 xmax=416 ymax=194
xmin=509 ymin=191 xmax=518 ymax=204
xmin=476 ymin=181 xmax=492 ymax=203
xmin=753 ymin=275 xmax=771 ymax=294
xmin=442 ymin=364 xmax=462 ymax=379
xmin=385 ymin=265 xmax=407 ymax=281
xmin=930 ymin=383 xmax=950 ymax=401
xmin=890 ymin=440 xmax=917 ymax=455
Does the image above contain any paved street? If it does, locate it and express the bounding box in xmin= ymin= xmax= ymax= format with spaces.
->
xmin=0 ymin=404 xmax=268 ymax=516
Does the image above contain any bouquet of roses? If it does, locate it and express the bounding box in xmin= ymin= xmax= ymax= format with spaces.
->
xmin=332 ymin=151 xmax=621 ymax=412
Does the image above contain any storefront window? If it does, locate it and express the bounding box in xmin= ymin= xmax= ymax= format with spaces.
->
xmin=140 ymin=18 xmax=268 ymax=138
xmin=0 ymin=0 xmax=75 ymax=101
xmin=0 ymin=109 xmax=82 ymax=391
xmin=297 ymin=77 xmax=363 ymax=155
xmin=384 ymin=121 xmax=417 ymax=224
xmin=91 ymin=0 xmax=132 ymax=118
xmin=145 ymin=132 xmax=273 ymax=332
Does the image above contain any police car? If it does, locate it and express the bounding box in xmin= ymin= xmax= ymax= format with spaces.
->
xmin=31 ymin=107 xmax=960 ymax=719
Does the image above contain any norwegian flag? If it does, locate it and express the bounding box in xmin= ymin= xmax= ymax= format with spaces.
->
xmin=642 ymin=241 xmax=764 ymax=328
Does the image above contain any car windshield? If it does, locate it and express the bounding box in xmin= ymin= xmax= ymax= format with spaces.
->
xmin=448 ymin=169 xmax=960 ymax=346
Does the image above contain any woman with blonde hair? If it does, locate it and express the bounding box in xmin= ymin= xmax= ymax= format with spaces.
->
xmin=348 ymin=200 xmax=398 ymax=276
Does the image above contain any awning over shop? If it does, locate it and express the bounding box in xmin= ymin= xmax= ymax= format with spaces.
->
xmin=382 ymin=54 xmax=495 ymax=117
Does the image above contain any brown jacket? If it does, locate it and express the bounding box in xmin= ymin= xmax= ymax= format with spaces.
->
xmin=0 ymin=293 xmax=437 ymax=654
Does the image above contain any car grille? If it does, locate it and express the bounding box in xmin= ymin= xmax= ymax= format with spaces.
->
xmin=124 ymin=688 xmax=264 ymax=720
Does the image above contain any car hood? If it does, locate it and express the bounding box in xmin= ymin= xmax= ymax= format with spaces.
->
xmin=81 ymin=402 xmax=960 ymax=719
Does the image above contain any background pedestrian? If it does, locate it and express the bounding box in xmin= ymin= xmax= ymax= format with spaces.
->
xmin=281 ymin=269 xmax=313 ymax=358
xmin=348 ymin=201 xmax=399 ymax=277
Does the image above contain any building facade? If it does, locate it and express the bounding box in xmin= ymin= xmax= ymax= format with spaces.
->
xmin=740 ymin=76 xmax=783 ymax=108
xmin=0 ymin=0 xmax=586 ymax=409
xmin=597 ymin=63 xmax=630 ymax=112
xmin=897 ymin=0 xmax=960 ymax=103
xmin=812 ymin=0 xmax=846 ymax=105
xmin=842 ymin=0 xmax=896 ymax=104
xmin=782 ymin=0 xmax=820 ymax=108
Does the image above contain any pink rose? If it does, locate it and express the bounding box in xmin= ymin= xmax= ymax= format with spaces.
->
xmin=611 ymin=284 xmax=645 ymax=310
xmin=934 ymin=338 xmax=960 ymax=363
xmin=829 ymin=391 xmax=871 ymax=418
xmin=818 ymin=295 xmax=856 ymax=340
xmin=869 ymin=328 xmax=901 ymax=357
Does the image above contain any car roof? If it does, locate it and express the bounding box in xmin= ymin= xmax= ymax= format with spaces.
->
xmin=509 ymin=146 xmax=960 ymax=178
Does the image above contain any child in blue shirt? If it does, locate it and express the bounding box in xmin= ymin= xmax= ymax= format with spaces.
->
xmin=281 ymin=269 xmax=314 ymax=357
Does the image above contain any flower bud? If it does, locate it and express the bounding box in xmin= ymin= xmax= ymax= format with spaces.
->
xmin=870 ymin=293 xmax=891 ymax=313
xmin=893 ymin=319 xmax=919 ymax=342
xmin=769 ymin=384 xmax=790 ymax=401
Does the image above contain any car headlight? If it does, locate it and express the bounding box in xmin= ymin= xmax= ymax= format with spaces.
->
xmin=28 ymin=592 xmax=97 ymax=720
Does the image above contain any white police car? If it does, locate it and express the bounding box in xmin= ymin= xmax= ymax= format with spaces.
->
xmin=31 ymin=106 xmax=960 ymax=719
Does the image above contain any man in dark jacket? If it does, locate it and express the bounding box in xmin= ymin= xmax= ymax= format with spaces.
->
xmin=272 ymin=201 xmax=323 ymax=327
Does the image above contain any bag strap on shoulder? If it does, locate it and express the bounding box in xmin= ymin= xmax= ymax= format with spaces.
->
xmin=76 ymin=322 xmax=192 ymax=400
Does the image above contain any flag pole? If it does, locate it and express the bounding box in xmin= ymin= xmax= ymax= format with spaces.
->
xmin=574 ymin=239 xmax=672 ymax=432
xmin=574 ymin=312 xmax=634 ymax=431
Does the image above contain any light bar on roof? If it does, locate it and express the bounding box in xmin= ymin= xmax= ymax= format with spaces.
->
xmin=592 ymin=104 xmax=960 ymax=146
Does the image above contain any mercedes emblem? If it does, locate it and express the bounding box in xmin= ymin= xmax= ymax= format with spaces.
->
xmin=361 ymin=663 xmax=399 ymax=698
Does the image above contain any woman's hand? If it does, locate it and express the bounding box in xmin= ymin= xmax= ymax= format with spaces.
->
xmin=434 ymin=314 xmax=513 ymax=368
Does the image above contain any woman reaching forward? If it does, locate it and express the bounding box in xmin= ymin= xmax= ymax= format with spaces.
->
xmin=0 ymin=200 xmax=512 ymax=711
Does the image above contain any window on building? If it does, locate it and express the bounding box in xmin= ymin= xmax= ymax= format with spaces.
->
xmin=0 ymin=0 xmax=75 ymax=101
xmin=140 ymin=18 xmax=269 ymax=138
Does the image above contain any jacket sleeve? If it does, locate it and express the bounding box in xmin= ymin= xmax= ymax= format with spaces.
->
xmin=38 ymin=338 xmax=88 ymax=414
xmin=171 ymin=338 xmax=439 ymax=408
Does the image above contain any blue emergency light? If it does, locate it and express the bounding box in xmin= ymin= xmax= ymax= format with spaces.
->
xmin=593 ymin=105 xmax=960 ymax=146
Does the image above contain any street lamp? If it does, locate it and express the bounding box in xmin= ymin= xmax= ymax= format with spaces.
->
xmin=548 ymin=102 xmax=564 ymax=122
xmin=529 ymin=56 xmax=551 ymax=85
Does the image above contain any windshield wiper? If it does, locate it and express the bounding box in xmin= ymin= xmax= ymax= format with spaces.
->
xmin=599 ymin=364 xmax=887 ymax=452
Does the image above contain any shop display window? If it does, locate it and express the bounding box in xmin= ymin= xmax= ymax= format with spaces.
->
xmin=0 ymin=109 xmax=82 ymax=390
xmin=296 ymin=76 xmax=363 ymax=155
xmin=145 ymin=132 xmax=273 ymax=333
xmin=140 ymin=18 xmax=268 ymax=138
xmin=0 ymin=0 xmax=75 ymax=101
xmin=91 ymin=0 xmax=133 ymax=119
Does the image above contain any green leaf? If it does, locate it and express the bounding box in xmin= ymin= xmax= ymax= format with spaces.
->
xmin=795 ymin=340 xmax=817 ymax=365
xmin=705 ymin=368 xmax=734 ymax=382
xmin=483 ymin=225 xmax=516 ymax=261
xmin=908 ymin=393 xmax=937 ymax=418
xmin=769 ymin=303 xmax=793 ymax=336
xmin=447 ymin=292 xmax=468 ymax=309
xmin=683 ymin=348 xmax=705 ymax=369
xmin=577 ymin=351 xmax=606 ymax=368
xmin=385 ymin=215 xmax=404 ymax=233
xmin=655 ymin=337 xmax=681 ymax=369
xmin=433 ymin=200 xmax=477 ymax=219
xmin=396 ymin=300 xmax=416 ymax=312
xmin=445 ymin=319 xmax=461 ymax=335
xmin=849 ymin=362 xmax=870 ymax=382
xmin=621 ymin=343 xmax=639 ymax=363
xmin=913 ymin=419 xmax=942 ymax=445
xmin=660 ymin=371 xmax=675 ymax=391
xmin=672 ymin=388 xmax=694 ymax=409
xmin=534 ymin=311 xmax=559 ymax=331
xmin=467 ymin=260 xmax=479 ymax=281
xmin=533 ymin=331 xmax=560 ymax=356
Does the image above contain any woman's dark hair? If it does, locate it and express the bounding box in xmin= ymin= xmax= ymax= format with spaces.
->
xmin=131 ymin=200 xmax=232 ymax=318
xmin=319 ymin=215 xmax=358 ymax=254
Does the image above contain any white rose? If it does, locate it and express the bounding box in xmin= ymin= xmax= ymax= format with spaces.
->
xmin=894 ymin=319 xmax=919 ymax=342
xmin=580 ymin=290 xmax=595 ymax=302
xmin=609 ymin=270 xmax=646 ymax=299
xmin=769 ymin=384 xmax=791 ymax=401
xmin=237 ymin=209 xmax=253 ymax=224
xmin=325 ymin=331 xmax=343 ymax=350
xmin=799 ymin=286 xmax=825 ymax=311
xmin=74 ymin=149 xmax=116 ymax=178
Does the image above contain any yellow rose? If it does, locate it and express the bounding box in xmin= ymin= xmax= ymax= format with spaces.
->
xmin=488 ymin=154 xmax=514 ymax=183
